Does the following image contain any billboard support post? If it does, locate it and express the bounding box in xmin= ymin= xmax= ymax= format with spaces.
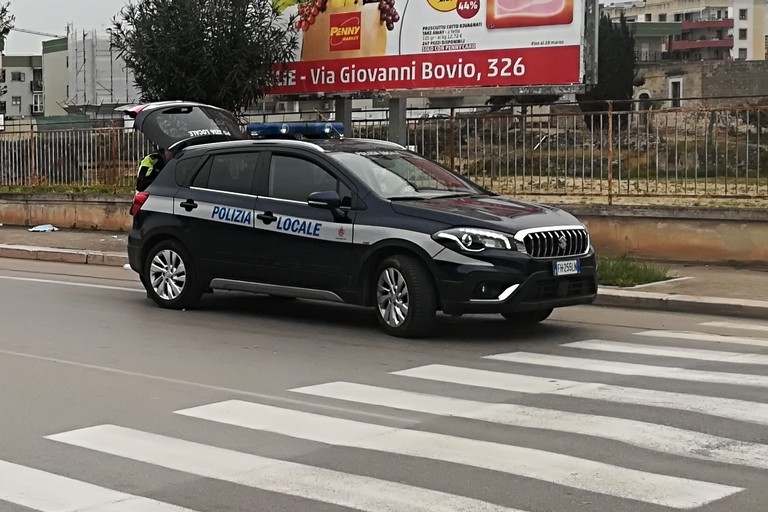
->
xmin=388 ymin=98 xmax=407 ymax=146
xmin=334 ymin=98 xmax=353 ymax=134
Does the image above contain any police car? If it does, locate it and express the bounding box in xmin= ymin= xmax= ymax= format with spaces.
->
xmin=126 ymin=101 xmax=597 ymax=337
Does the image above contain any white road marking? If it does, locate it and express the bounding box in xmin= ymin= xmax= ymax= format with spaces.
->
xmin=291 ymin=381 xmax=768 ymax=470
xmin=0 ymin=459 xmax=197 ymax=511
xmin=47 ymin=425 xmax=523 ymax=512
xmin=562 ymin=340 xmax=768 ymax=365
xmin=0 ymin=274 xmax=143 ymax=293
xmin=634 ymin=330 xmax=768 ymax=347
xmin=700 ymin=321 xmax=768 ymax=333
xmin=484 ymin=352 xmax=768 ymax=388
xmin=173 ymin=400 xmax=742 ymax=509
xmin=393 ymin=364 xmax=768 ymax=426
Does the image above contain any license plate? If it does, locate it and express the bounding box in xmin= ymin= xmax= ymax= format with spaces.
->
xmin=553 ymin=259 xmax=581 ymax=276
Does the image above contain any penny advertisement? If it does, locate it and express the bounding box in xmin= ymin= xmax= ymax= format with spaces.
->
xmin=271 ymin=0 xmax=585 ymax=94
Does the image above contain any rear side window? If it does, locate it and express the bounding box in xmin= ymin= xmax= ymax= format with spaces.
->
xmin=192 ymin=152 xmax=260 ymax=195
xmin=174 ymin=156 xmax=203 ymax=186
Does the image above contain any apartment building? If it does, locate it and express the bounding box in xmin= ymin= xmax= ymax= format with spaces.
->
xmin=604 ymin=0 xmax=767 ymax=61
xmin=0 ymin=55 xmax=43 ymax=118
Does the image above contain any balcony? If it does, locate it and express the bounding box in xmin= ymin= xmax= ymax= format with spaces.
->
xmin=670 ymin=37 xmax=734 ymax=50
xmin=30 ymin=80 xmax=43 ymax=93
xmin=681 ymin=18 xmax=734 ymax=30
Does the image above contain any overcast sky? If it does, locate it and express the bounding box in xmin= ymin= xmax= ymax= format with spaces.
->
xmin=4 ymin=0 xmax=126 ymax=55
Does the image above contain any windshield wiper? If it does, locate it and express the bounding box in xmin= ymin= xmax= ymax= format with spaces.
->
xmin=388 ymin=196 xmax=428 ymax=201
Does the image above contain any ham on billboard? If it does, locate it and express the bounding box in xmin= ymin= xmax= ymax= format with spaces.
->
xmin=270 ymin=0 xmax=590 ymax=95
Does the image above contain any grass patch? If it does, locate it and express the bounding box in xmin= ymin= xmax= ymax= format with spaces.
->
xmin=597 ymin=256 xmax=671 ymax=287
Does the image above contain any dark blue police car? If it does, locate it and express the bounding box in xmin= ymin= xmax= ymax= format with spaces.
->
xmin=126 ymin=101 xmax=597 ymax=337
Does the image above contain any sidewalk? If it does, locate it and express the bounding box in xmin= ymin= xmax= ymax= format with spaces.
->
xmin=1 ymin=225 xmax=767 ymax=320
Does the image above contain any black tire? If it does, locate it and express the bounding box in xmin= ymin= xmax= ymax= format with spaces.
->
xmin=142 ymin=239 xmax=203 ymax=310
xmin=373 ymin=255 xmax=437 ymax=338
xmin=501 ymin=308 xmax=553 ymax=324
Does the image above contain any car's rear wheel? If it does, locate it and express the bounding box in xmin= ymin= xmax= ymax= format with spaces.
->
xmin=501 ymin=308 xmax=553 ymax=324
xmin=374 ymin=255 xmax=436 ymax=338
xmin=143 ymin=239 xmax=203 ymax=310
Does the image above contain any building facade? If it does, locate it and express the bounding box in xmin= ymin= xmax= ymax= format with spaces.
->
xmin=0 ymin=55 xmax=43 ymax=118
xmin=604 ymin=0 xmax=767 ymax=61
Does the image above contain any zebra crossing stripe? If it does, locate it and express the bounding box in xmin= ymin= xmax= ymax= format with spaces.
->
xmin=484 ymin=352 xmax=768 ymax=388
xmin=634 ymin=330 xmax=768 ymax=347
xmin=561 ymin=340 xmax=768 ymax=365
xmin=290 ymin=381 xmax=768 ymax=470
xmin=392 ymin=364 xmax=768 ymax=426
xmin=0 ymin=459 xmax=198 ymax=512
xmin=699 ymin=321 xmax=768 ymax=333
xmin=173 ymin=400 xmax=743 ymax=509
xmin=46 ymin=424 xmax=525 ymax=512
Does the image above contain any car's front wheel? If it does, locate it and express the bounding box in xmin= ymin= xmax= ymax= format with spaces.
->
xmin=501 ymin=308 xmax=553 ymax=324
xmin=143 ymin=239 xmax=203 ymax=310
xmin=374 ymin=255 xmax=437 ymax=338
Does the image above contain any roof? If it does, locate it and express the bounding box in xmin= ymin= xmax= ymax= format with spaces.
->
xmin=178 ymin=137 xmax=406 ymax=157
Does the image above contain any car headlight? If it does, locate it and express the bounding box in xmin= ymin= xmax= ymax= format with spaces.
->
xmin=433 ymin=227 xmax=513 ymax=252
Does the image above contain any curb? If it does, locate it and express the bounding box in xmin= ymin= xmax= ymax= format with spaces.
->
xmin=595 ymin=288 xmax=768 ymax=320
xmin=2 ymin=244 xmax=767 ymax=321
xmin=0 ymin=244 xmax=128 ymax=267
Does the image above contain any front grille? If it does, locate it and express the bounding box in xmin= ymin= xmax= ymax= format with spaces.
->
xmin=520 ymin=228 xmax=589 ymax=259
xmin=525 ymin=276 xmax=597 ymax=302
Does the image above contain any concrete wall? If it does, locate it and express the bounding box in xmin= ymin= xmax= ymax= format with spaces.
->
xmin=638 ymin=60 xmax=768 ymax=106
xmin=0 ymin=194 xmax=132 ymax=231
xmin=42 ymin=38 xmax=69 ymax=117
xmin=1 ymin=194 xmax=767 ymax=265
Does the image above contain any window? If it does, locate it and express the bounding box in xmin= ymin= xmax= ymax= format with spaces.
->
xmin=739 ymin=8 xmax=748 ymax=20
xmin=268 ymin=155 xmax=348 ymax=203
xmin=10 ymin=72 xmax=25 ymax=82
xmin=645 ymin=13 xmax=652 ymax=21
xmin=739 ymin=29 xmax=748 ymax=40
xmin=0 ymin=101 xmax=6 ymax=114
xmin=739 ymin=48 xmax=748 ymax=59
xmin=174 ymin=156 xmax=203 ymax=186
xmin=658 ymin=13 xmax=667 ymax=21
xmin=193 ymin=152 xmax=259 ymax=194
xmin=11 ymin=96 xmax=21 ymax=106
xmin=674 ymin=13 xmax=682 ymax=21
xmin=668 ymin=78 xmax=682 ymax=108
xmin=32 ymin=94 xmax=43 ymax=114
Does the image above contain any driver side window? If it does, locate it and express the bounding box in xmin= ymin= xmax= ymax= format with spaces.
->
xmin=268 ymin=154 xmax=351 ymax=204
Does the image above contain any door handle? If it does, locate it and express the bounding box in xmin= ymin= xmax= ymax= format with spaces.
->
xmin=257 ymin=211 xmax=277 ymax=225
xmin=180 ymin=199 xmax=198 ymax=212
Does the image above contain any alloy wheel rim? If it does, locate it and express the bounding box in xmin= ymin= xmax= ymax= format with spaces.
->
xmin=150 ymin=249 xmax=187 ymax=301
xmin=377 ymin=267 xmax=409 ymax=327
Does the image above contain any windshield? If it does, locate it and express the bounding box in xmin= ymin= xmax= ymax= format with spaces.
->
xmin=329 ymin=150 xmax=484 ymax=199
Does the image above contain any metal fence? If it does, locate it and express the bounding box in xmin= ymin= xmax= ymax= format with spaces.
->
xmin=0 ymin=121 xmax=153 ymax=190
xmin=3 ymin=102 xmax=768 ymax=201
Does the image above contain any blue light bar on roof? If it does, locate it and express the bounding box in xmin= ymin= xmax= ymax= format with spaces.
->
xmin=246 ymin=122 xmax=344 ymax=139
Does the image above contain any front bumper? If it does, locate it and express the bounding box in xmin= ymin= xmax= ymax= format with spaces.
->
xmin=433 ymin=249 xmax=598 ymax=315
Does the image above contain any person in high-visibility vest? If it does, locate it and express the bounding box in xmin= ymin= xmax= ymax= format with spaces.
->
xmin=136 ymin=148 xmax=175 ymax=192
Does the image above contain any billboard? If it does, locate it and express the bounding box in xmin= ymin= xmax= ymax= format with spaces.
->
xmin=271 ymin=0 xmax=593 ymax=96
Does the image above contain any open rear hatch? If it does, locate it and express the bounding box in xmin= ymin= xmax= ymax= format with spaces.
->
xmin=121 ymin=101 xmax=245 ymax=152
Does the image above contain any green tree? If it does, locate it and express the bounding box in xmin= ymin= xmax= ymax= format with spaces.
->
xmin=0 ymin=1 xmax=13 ymax=53
xmin=0 ymin=2 xmax=13 ymax=100
xmin=110 ymin=0 xmax=299 ymax=114
xmin=577 ymin=12 xmax=638 ymax=129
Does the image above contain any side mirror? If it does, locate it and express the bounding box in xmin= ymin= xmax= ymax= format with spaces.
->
xmin=307 ymin=190 xmax=341 ymax=209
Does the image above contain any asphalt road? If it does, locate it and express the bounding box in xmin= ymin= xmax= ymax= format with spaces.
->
xmin=1 ymin=258 xmax=768 ymax=512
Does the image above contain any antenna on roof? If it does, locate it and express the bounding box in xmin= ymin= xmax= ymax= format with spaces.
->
xmin=313 ymin=107 xmax=345 ymax=140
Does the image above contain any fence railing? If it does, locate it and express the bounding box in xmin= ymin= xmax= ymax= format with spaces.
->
xmin=3 ymin=103 xmax=768 ymax=201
